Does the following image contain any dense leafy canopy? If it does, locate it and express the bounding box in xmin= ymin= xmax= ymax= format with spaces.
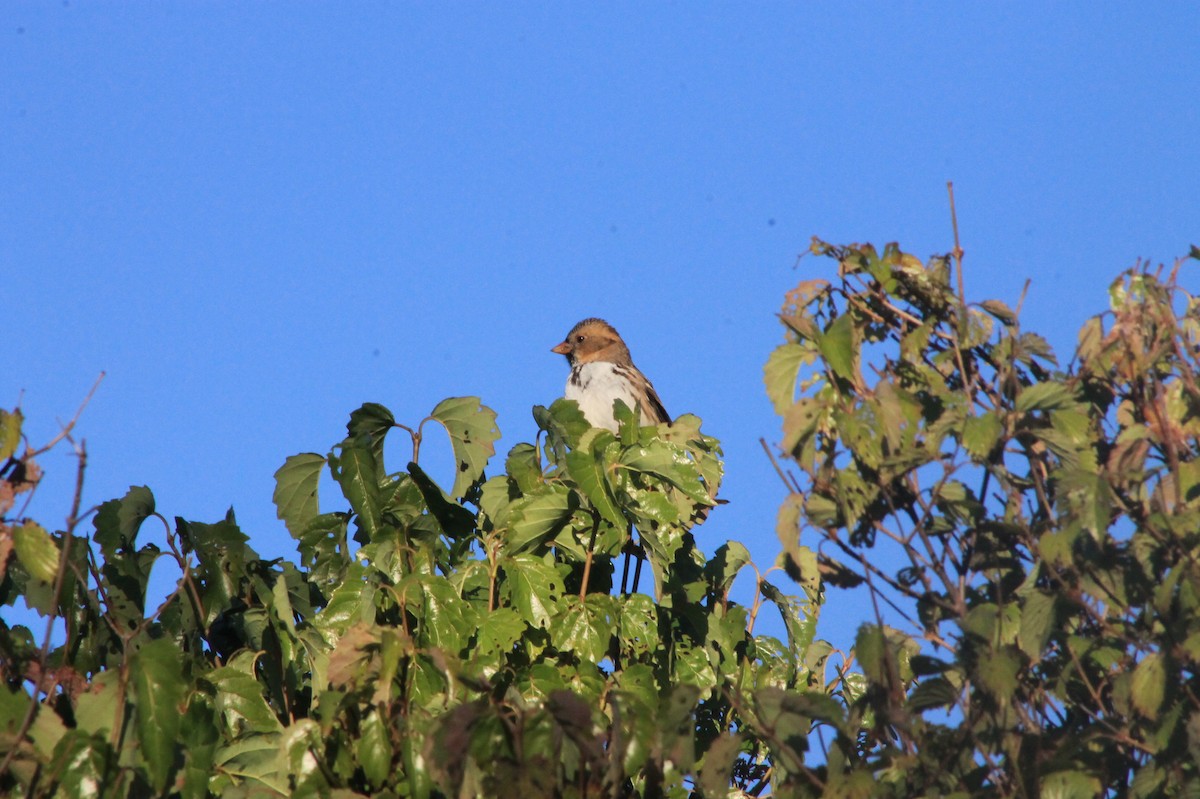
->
xmin=3 ymin=239 xmax=1198 ymax=797
xmin=764 ymin=240 xmax=1200 ymax=796
xmin=1 ymin=391 xmax=822 ymax=797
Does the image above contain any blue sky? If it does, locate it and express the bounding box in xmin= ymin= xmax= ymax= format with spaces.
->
xmin=5 ymin=4 xmax=1198 ymax=652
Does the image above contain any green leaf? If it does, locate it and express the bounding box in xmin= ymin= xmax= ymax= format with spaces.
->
xmin=763 ymin=343 xmax=808 ymax=415
xmin=1015 ymin=381 xmax=1074 ymax=412
xmin=358 ymin=710 xmax=393 ymax=788
xmin=617 ymin=593 xmax=660 ymax=661
xmin=761 ymin=580 xmax=818 ymax=671
xmin=1041 ymin=770 xmax=1102 ymax=799
xmin=48 ymin=733 xmax=113 ymax=799
xmin=907 ymin=676 xmax=959 ymax=711
xmin=273 ymin=453 xmax=325 ymax=538
xmin=552 ymin=595 xmax=615 ymax=664
xmin=208 ymin=659 xmax=284 ymax=737
xmin=565 ymin=429 xmax=625 ymax=528
xmin=855 ymin=624 xmax=888 ymax=684
xmin=12 ymin=521 xmax=59 ymax=583
xmin=330 ymin=437 xmax=383 ymax=541
xmin=699 ymin=733 xmax=743 ymax=798
xmin=962 ymin=412 xmax=1003 ymax=459
xmin=705 ymin=541 xmax=751 ymax=596
xmin=506 ymin=487 xmax=577 ymax=553
xmin=176 ymin=513 xmax=252 ymax=623
xmin=1132 ymin=652 xmax=1166 ymax=719
xmin=347 ymin=402 xmax=396 ymax=465
xmin=1018 ymin=589 xmax=1057 ymax=658
xmin=975 ymin=646 xmax=1020 ymax=700
xmin=0 ymin=408 xmax=21 ymax=461
xmin=819 ymin=311 xmax=858 ymax=383
xmin=472 ymin=607 xmax=526 ymax=662
xmin=407 ymin=461 xmax=476 ymax=539
xmin=504 ymin=442 xmax=543 ymax=493
xmin=407 ymin=573 xmax=477 ymax=653
xmin=430 ymin=396 xmax=501 ymax=499
xmin=503 ymin=554 xmax=566 ymax=630
xmin=131 ymin=637 xmax=186 ymax=792
xmin=620 ymin=444 xmax=706 ymax=501
xmin=979 ymin=298 xmax=1017 ymax=325
xmin=94 ymin=485 xmax=156 ymax=557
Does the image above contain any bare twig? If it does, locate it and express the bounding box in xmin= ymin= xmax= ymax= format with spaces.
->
xmin=30 ymin=372 xmax=106 ymax=458
xmin=759 ymin=438 xmax=802 ymax=493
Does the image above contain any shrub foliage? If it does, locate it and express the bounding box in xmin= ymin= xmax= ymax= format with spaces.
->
xmin=764 ymin=240 xmax=1200 ymax=796
xmin=3 ymin=239 xmax=1199 ymax=797
xmin=1 ymin=394 xmax=822 ymax=797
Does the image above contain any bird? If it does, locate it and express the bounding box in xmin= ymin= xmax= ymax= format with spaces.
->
xmin=551 ymin=318 xmax=670 ymax=432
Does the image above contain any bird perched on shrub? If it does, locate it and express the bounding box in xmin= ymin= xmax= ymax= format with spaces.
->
xmin=551 ymin=318 xmax=670 ymax=432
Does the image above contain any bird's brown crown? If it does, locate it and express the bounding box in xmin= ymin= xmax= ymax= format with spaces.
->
xmin=551 ymin=317 xmax=632 ymax=365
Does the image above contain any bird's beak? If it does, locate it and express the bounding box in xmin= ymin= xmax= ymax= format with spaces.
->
xmin=551 ymin=342 xmax=571 ymax=355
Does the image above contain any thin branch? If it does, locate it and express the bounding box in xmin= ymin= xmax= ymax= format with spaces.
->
xmin=30 ymin=372 xmax=106 ymax=457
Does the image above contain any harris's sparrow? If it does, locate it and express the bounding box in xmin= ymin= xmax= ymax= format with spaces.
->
xmin=551 ymin=318 xmax=670 ymax=432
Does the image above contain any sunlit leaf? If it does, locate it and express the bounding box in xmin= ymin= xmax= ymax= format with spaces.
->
xmin=12 ymin=521 xmax=59 ymax=583
xmin=763 ymin=343 xmax=808 ymax=415
xmin=565 ymin=429 xmax=624 ymax=528
xmin=273 ymin=452 xmax=325 ymax=538
xmin=0 ymin=408 xmax=21 ymax=461
xmin=819 ymin=311 xmax=858 ymax=383
xmin=1132 ymin=652 xmax=1166 ymax=720
xmin=430 ymin=396 xmax=501 ymax=499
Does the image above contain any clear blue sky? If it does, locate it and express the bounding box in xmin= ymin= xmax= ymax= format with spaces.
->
xmin=5 ymin=4 xmax=1198 ymax=651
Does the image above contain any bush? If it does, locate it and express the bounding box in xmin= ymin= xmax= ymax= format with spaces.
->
xmin=4 ymin=238 xmax=1198 ymax=797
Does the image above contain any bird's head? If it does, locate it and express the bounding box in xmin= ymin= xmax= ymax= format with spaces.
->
xmin=551 ymin=318 xmax=631 ymax=366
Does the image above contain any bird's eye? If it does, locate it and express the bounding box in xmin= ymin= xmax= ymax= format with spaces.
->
xmin=575 ymin=335 xmax=585 ymax=343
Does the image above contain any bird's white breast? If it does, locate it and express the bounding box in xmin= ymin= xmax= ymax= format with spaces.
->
xmin=565 ymin=362 xmax=639 ymax=432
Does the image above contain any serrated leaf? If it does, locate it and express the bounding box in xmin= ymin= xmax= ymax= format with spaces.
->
xmin=962 ymin=412 xmax=1003 ymax=459
xmin=763 ymin=344 xmax=808 ymax=415
xmin=273 ymin=453 xmax=325 ymax=538
xmin=976 ymin=646 xmax=1020 ymax=700
xmin=1042 ymin=770 xmax=1102 ymax=799
xmin=12 ymin=521 xmax=59 ymax=583
xmin=907 ymin=677 xmax=959 ymax=711
xmin=819 ymin=311 xmax=858 ymax=383
xmin=407 ymin=573 xmax=477 ymax=653
xmin=705 ymin=541 xmax=751 ymax=596
xmin=131 ymin=637 xmax=186 ymax=792
xmin=855 ymin=624 xmax=887 ymax=684
xmin=473 ymin=607 xmax=526 ymax=661
xmin=94 ymin=486 xmax=155 ymax=557
xmin=699 ymin=732 xmax=743 ymax=799
xmin=1132 ymin=652 xmax=1166 ymax=719
xmin=430 ymin=396 xmax=501 ymax=499
xmin=1019 ymin=590 xmax=1057 ymax=658
xmin=1016 ymin=382 xmax=1075 ymax=413
xmin=761 ymin=580 xmax=818 ymax=671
